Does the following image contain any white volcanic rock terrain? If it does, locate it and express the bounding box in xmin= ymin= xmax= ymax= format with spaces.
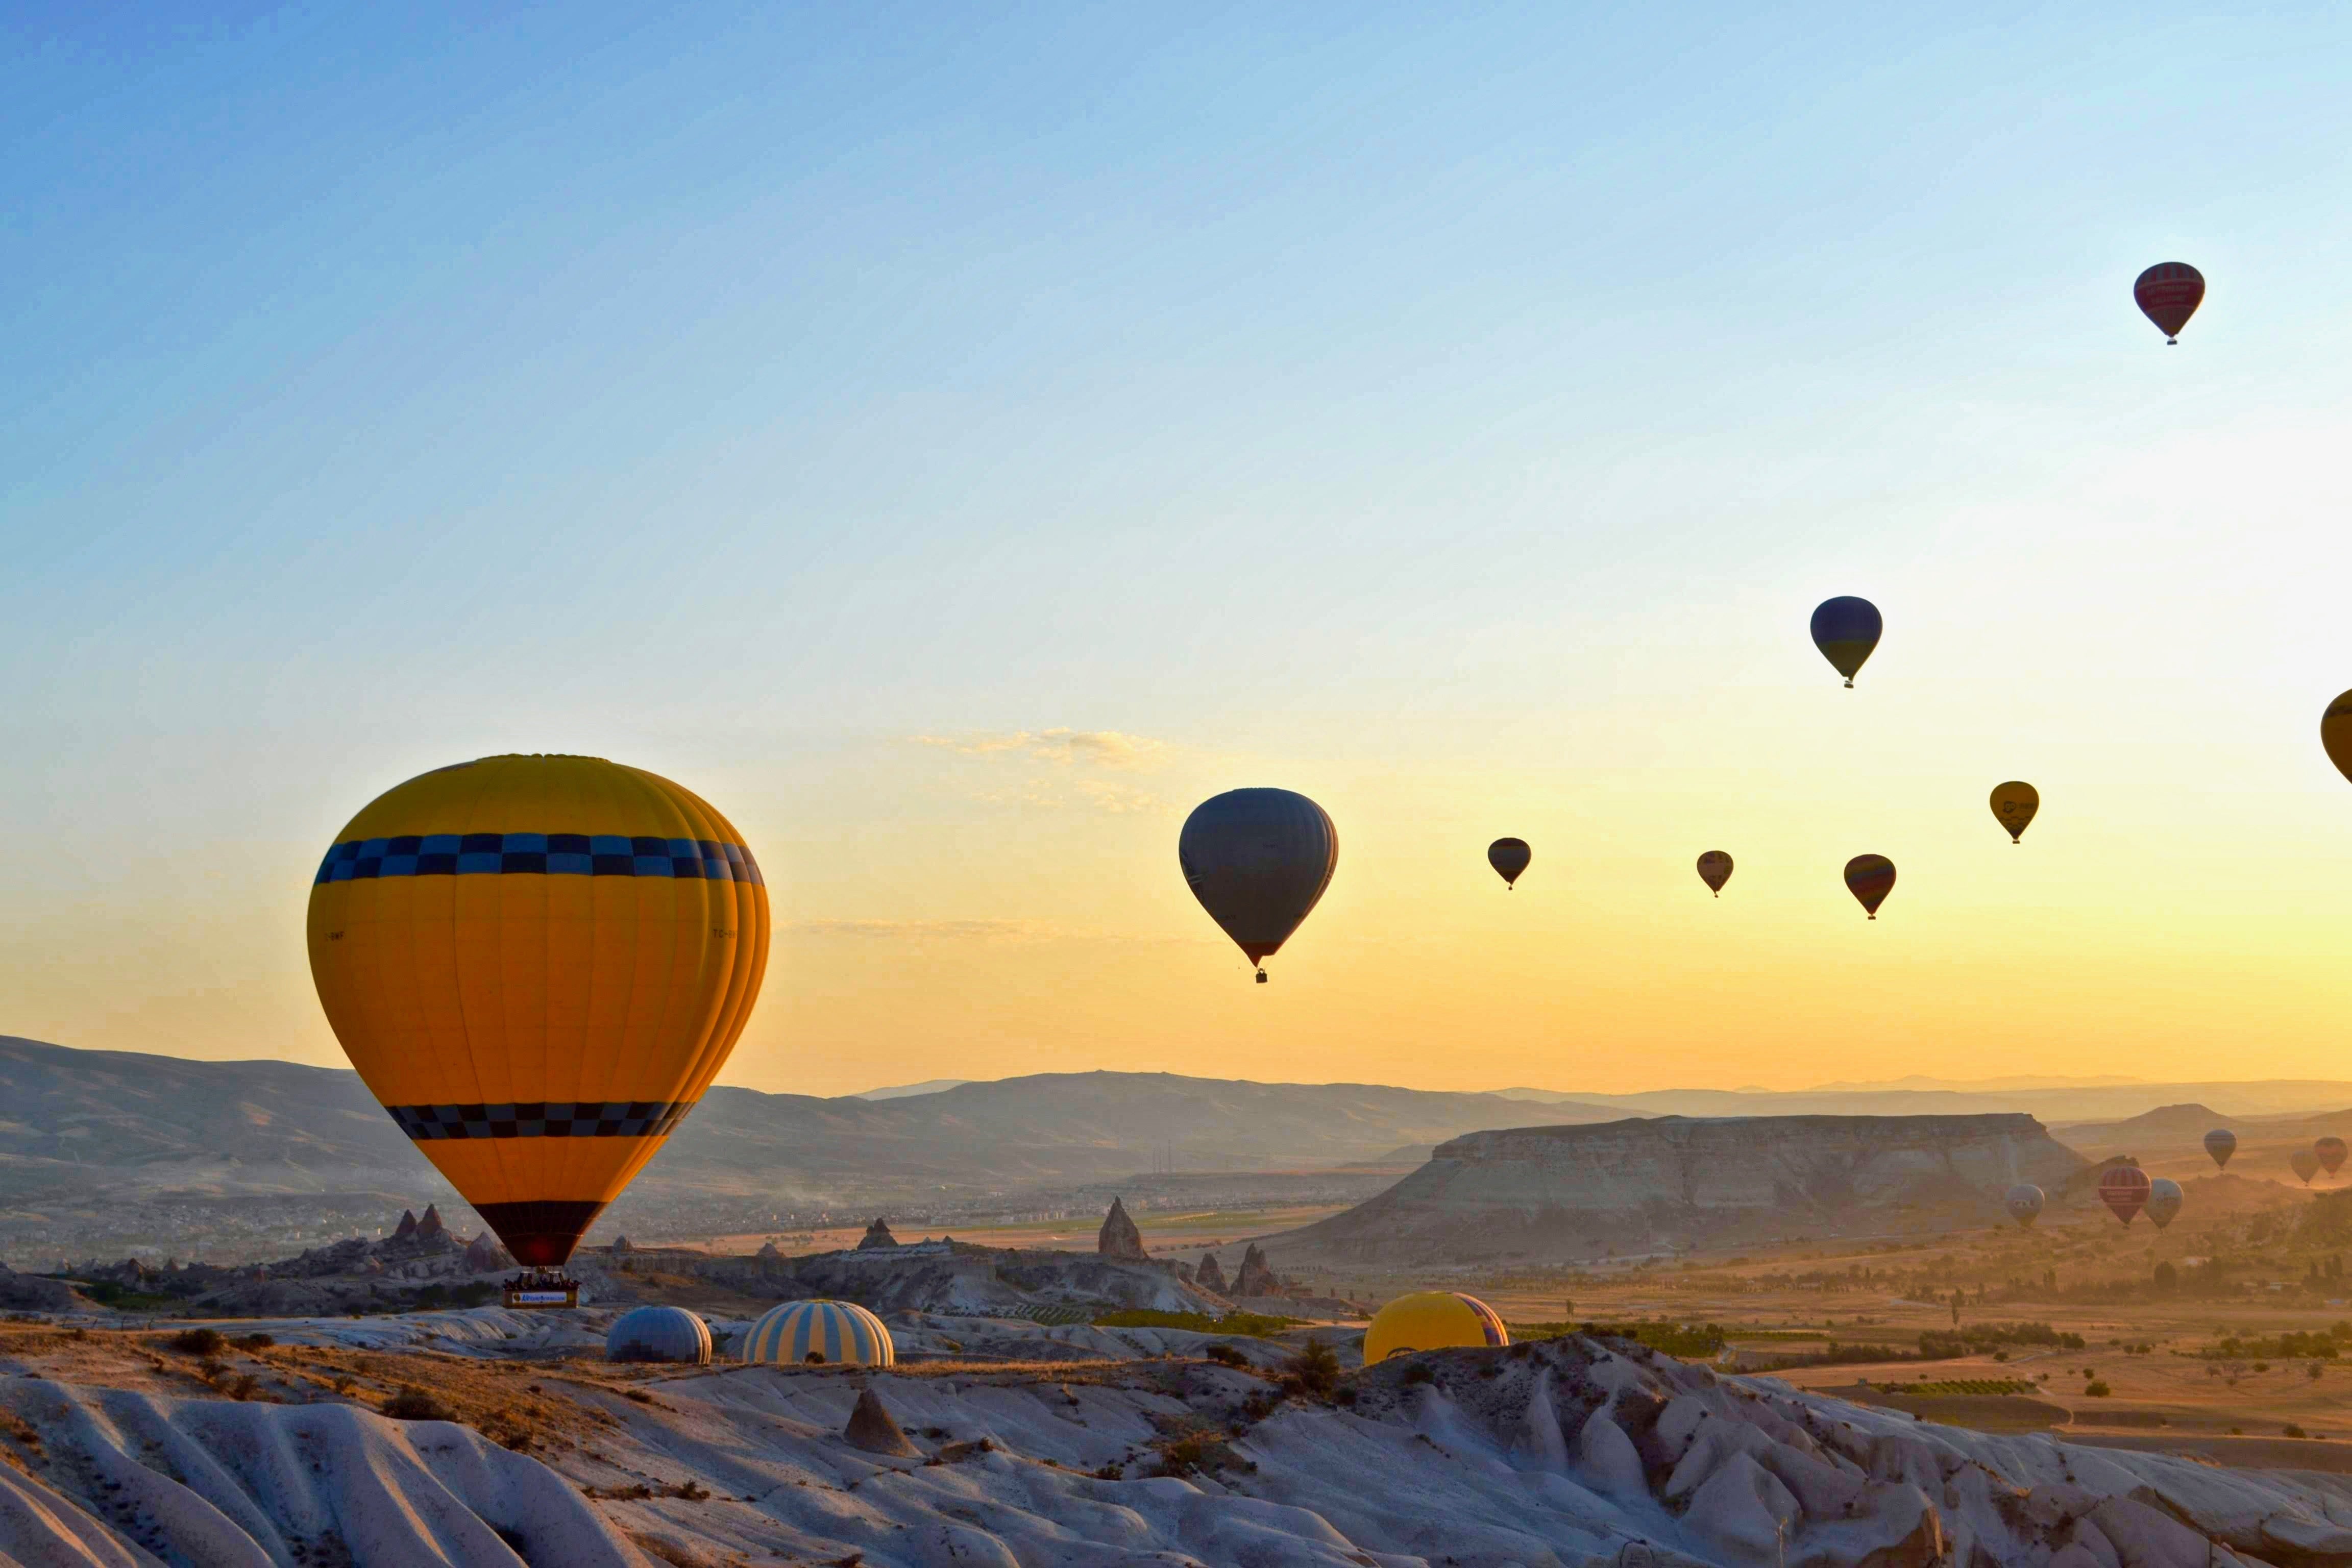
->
xmin=7 ymin=1321 xmax=2350 ymax=1564
xmin=1274 ymin=1113 xmax=2090 ymax=1265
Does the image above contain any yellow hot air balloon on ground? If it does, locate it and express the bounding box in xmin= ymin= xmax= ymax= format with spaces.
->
xmin=307 ymin=754 xmax=769 ymax=1272
xmin=1362 ymin=1291 xmax=1509 ymax=1363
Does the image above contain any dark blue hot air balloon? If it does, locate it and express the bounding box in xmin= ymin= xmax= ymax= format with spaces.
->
xmin=1179 ymin=789 xmax=1337 ymax=983
xmin=1810 ymin=597 xmax=1882 ymax=688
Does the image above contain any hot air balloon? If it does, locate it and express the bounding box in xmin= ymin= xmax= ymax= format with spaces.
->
xmin=2004 ymin=1183 xmax=2045 ymax=1229
xmin=2098 ymin=1164 xmax=2151 ymax=1225
xmin=606 ymin=1306 xmax=714 ymax=1365
xmin=1844 ymin=854 xmax=1896 ymax=918
xmin=2292 ymin=1149 xmax=2321 ymax=1186
xmin=2204 ymin=1128 xmax=2236 ymax=1169
xmin=1488 ymin=838 xmax=1531 ymax=889
xmin=1990 ymin=782 xmax=2039 ymax=844
xmin=2318 ymin=1137 xmax=2347 ymax=1179
xmin=307 ymin=754 xmax=770 ymax=1274
xmin=2145 ymin=1178 xmax=2183 ymax=1231
xmin=1179 ymin=789 xmax=1337 ymax=983
xmin=741 ymin=1300 xmax=895 ymax=1366
xmin=1697 ymin=851 xmax=1733 ymax=896
xmin=1810 ymin=597 xmax=1883 ymax=688
xmin=1362 ymin=1292 xmax=1510 ymax=1363
xmin=2324 ymin=691 xmax=2352 ymax=785
xmin=2133 ymin=262 xmax=2204 ymax=344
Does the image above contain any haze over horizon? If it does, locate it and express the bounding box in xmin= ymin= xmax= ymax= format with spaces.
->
xmin=8 ymin=6 xmax=2352 ymax=1097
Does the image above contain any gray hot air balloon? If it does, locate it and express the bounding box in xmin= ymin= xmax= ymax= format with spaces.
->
xmin=2003 ymin=1183 xmax=2044 ymax=1229
xmin=2145 ymin=1178 xmax=2183 ymax=1230
xmin=2292 ymin=1148 xmax=2321 ymax=1185
xmin=1488 ymin=838 xmax=1531 ymax=889
xmin=2203 ymin=1128 xmax=2236 ymax=1170
xmin=1179 ymin=789 xmax=1337 ymax=983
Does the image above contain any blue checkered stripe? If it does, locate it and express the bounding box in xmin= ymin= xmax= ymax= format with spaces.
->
xmin=386 ymin=1100 xmax=695 ymax=1141
xmin=316 ymin=832 xmax=762 ymax=885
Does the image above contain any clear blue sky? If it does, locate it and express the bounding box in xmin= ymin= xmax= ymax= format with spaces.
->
xmin=8 ymin=4 xmax=2352 ymax=1093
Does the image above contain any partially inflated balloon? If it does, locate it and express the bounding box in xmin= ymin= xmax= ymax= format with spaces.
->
xmin=2145 ymin=1178 xmax=2183 ymax=1231
xmin=2318 ymin=1137 xmax=2347 ymax=1178
xmin=307 ymin=754 xmax=771 ymax=1267
xmin=2204 ymin=1128 xmax=2236 ymax=1170
xmin=2133 ymin=262 xmax=2204 ymax=344
xmin=2292 ymin=1149 xmax=2321 ymax=1185
xmin=2323 ymin=691 xmax=2352 ymax=786
xmin=2004 ymin=1184 xmax=2044 ymax=1229
xmin=1488 ymin=838 xmax=1531 ymax=890
xmin=1810 ymin=597 xmax=1882 ymax=688
xmin=1696 ymin=851 xmax=1733 ymax=896
xmin=1990 ymin=782 xmax=2039 ymax=844
xmin=1180 ymin=789 xmax=1337 ymax=983
xmin=2098 ymin=1165 xmax=2151 ymax=1226
xmin=1362 ymin=1292 xmax=1508 ymax=1363
xmin=1844 ymin=854 xmax=1896 ymax=918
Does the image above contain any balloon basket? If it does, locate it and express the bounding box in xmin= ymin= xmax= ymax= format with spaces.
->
xmin=504 ymin=1270 xmax=581 ymax=1309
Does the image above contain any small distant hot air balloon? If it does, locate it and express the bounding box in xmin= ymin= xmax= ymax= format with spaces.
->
xmin=2292 ymin=1148 xmax=2321 ymax=1186
xmin=1696 ymin=851 xmax=1733 ymax=896
xmin=2098 ymin=1164 xmax=2151 ymax=1226
xmin=2323 ymin=691 xmax=2352 ymax=786
xmin=1989 ymin=782 xmax=2039 ymax=844
xmin=2204 ymin=1128 xmax=2237 ymax=1170
xmin=2145 ymin=1178 xmax=2183 ymax=1231
xmin=2318 ymin=1137 xmax=2347 ymax=1179
xmin=2004 ymin=1183 xmax=2045 ymax=1229
xmin=1810 ymin=597 xmax=1883 ymax=688
xmin=2133 ymin=262 xmax=2204 ymax=344
xmin=1844 ymin=854 xmax=1896 ymax=918
xmin=1487 ymin=838 xmax=1531 ymax=890
xmin=1179 ymin=789 xmax=1337 ymax=983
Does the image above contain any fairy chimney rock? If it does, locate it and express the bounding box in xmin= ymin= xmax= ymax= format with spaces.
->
xmin=392 ymin=1210 xmax=419 ymax=1242
xmin=844 ymin=1386 xmax=920 ymax=1456
xmin=1233 ymin=1243 xmax=1279 ymax=1297
xmin=1098 ymin=1197 xmax=1146 ymax=1260
xmin=463 ymin=1232 xmax=512 ymax=1273
xmin=858 ymin=1218 xmax=899 ymax=1251
xmin=1195 ymin=1251 xmax=1229 ymax=1294
xmin=415 ymin=1205 xmax=445 ymax=1242
xmin=756 ymin=1240 xmax=785 ymax=1263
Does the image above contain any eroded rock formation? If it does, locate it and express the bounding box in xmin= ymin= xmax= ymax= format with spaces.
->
xmin=1096 ymin=1197 xmax=1145 ymax=1260
xmin=1194 ymin=1250 xmax=1228 ymax=1294
xmin=1231 ymin=1242 xmax=1280 ymax=1297
xmin=857 ymin=1217 xmax=898 ymax=1250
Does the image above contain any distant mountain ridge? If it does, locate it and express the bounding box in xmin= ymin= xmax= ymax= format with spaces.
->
xmin=1491 ymin=1081 xmax=2352 ymax=1123
xmin=0 ymin=1038 xmax=1624 ymax=1204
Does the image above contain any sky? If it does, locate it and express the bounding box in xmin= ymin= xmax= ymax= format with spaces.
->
xmin=7 ymin=4 xmax=2352 ymax=1098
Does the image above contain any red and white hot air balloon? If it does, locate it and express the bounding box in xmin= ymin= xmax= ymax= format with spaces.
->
xmin=2098 ymin=1164 xmax=2152 ymax=1226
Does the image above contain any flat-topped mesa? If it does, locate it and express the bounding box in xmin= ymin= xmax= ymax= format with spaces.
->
xmin=1275 ymin=1113 xmax=2088 ymax=1265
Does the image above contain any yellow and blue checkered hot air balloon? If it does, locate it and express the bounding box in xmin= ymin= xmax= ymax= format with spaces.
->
xmin=741 ymin=1300 xmax=895 ymax=1367
xmin=306 ymin=754 xmax=770 ymax=1270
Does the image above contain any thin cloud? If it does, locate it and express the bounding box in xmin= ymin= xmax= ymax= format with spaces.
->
xmin=785 ymin=918 xmax=1065 ymax=942
xmin=914 ymin=728 xmax=1169 ymax=770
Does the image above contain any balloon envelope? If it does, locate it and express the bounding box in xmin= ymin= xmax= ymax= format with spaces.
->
xmin=1990 ymin=782 xmax=2039 ymax=843
xmin=307 ymin=754 xmax=771 ymax=1267
xmin=1362 ymin=1292 xmax=1509 ymax=1363
xmin=741 ymin=1300 xmax=895 ymax=1366
xmin=1487 ymin=838 xmax=1531 ymax=888
xmin=2133 ymin=262 xmax=2204 ymax=342
xmin=2003 ymin=1183 xmax=2044 ymax=1229
xmin=1844 ymin=854 xmax=1896 ymax=918
xmin=2293 ymin=1149 xmax=2321 ymax=1185
xmin=1696 ymin=850 xmax=1733 ymax=895
xmin=2319 ymin=1137 xmax=2347 ymax=1177
xmin=1810 ymin=597 xmax=1883 ymax=686
xmin=2145 ymin=1178 xmax=2183 ymax=1231
xmin=2324 ymin=691 xmax=2352 ymax=786
xmin=2098 ymin=1165 xmax=2151 ymax=1225
xmin=1179 ymin=789 xmax=1337 ymax=977
xmin=2204 ymin=1128 xmax=2236 ymax=1169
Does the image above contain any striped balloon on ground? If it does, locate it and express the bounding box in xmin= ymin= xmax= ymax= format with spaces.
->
xmin=606 ymin=1305 xmax=713 ymax=1364
xmin=742 ymin=1300 xmax=895 ymax=1367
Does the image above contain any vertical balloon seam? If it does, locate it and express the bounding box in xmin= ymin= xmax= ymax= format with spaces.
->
xmin=668 ymin=771 xmax=756 ymax=1109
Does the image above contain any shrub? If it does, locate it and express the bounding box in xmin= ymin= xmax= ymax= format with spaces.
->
xmin=2286 ymin=1424 xmax=2309 ymax=1438
xmin=238 ymin=1333 xmax=275 ymax=1350
xmin=168 ymin=1328 xmax=226 ymax=1356
xmin=1401 ymin=1362 xmax=1435 ymax=1386
xmin=1203 ymin=1343 xmax=1250 ymax=1369
xmin=381 ymin=1386 xmax=451 ymax=1421
xmin=2314 ymin=1363 xmax=2327 ymax=1381
xmin=1289 ymin=1340 xmax=1341 ymax=1398
xmin=2084 ymin=1380 xmax=2112 ymax=1398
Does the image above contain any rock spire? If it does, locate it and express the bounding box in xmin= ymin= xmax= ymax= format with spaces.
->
xmin=1097 ymin=1197 xmax=1145 ymax=1260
